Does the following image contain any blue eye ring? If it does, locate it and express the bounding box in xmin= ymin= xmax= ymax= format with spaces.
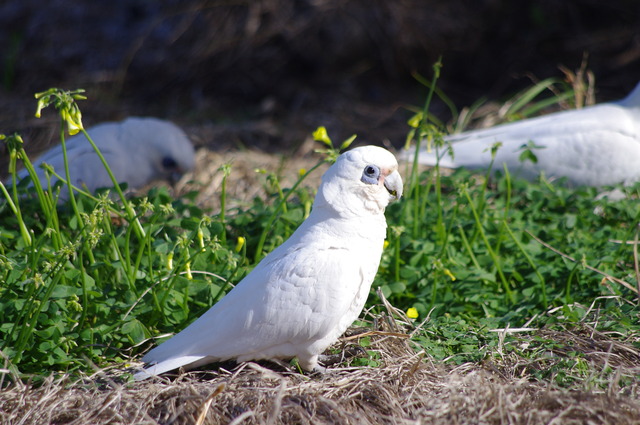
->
xmin=361 ymin=164 xmax=380 ymax=185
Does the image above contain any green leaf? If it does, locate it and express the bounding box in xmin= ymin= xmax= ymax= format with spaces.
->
xmin=121 ymin=319 xmax=149 ymax=344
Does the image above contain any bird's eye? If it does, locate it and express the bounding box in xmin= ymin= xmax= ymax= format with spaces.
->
xmin=361 ymin=164 xmax=380 ymax=185
xmin=162 ymin=156 xmax=178 ymax=170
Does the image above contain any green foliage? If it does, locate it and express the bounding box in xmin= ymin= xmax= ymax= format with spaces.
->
xmin=0 ymin=109 xmax=353 ymax=381
xmin=392 ymin=67 xmax=640 ymax=387
xmin=1 ymin=80 xmax=639 ymax=391
xmin=0 ymin=185 xmax=236 ymax=375
xmin=392 ymin=67 xmax=640 ymax=329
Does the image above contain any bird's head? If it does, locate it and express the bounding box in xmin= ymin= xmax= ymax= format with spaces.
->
xmin=315 ymin=145 xmax=403 ymax=217
xmin=126 ymin=117 xmax=196 ymax=184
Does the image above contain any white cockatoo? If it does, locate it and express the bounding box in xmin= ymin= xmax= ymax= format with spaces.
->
xmin=404 ymin=82 xmax=640 ymax=187
xmin=12 ymin=117 xmax=195 ymax=197
xmin=134 ymin=145 xmax=403 ymax=380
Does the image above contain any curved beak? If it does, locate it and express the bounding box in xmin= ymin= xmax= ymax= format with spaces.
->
xmin=383 ymin=170 xmax=403 ymax=201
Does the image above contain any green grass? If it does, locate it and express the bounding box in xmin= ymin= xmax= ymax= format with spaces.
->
xmin=1 ymin=78 xmax=639 ymax=391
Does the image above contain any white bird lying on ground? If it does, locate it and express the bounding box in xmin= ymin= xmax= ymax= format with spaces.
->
xmin=404 ymin=82 xmax=640 ymax=187
xmin=134 ymin=145 xmax=403 ymax=380
xmin=12 ymin=117 xmax=195 ymax=197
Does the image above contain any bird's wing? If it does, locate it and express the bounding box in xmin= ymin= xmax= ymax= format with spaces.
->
xmin=17 ymin=137 xmax=126 ymax=192
xmin=139 ymin=221 xmax=376 ymax=373
xmin=14 ymin=120 xmax=181 ymax=192
xmin=15 ymin=122 xmax=123 ymax=181
xmin=407 ymin=103 xmax=640 ymax=186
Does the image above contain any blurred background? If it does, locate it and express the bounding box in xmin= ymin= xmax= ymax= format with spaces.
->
xmin=1 ymin=0 xmax=639 ymax=164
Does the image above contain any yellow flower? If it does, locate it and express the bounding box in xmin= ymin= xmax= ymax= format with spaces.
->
xmin=406 ymin=307 xmax=419 ymax=319
xmin=444 ymin=268 xmax=456 ymax=281
xmin=61 ymin=107 xmax=84 ymax=135
xmin=298 ymin=168 xmax=307 ymax=177
xmin=407 ymin=112 xmax=423 ymax=129
xmin=235 ymin=236 xmax=246 ymax=253
xmin=383 ymin=240 xmax=390 ymax=249
xmin=312 ymin=126 xmax=332 ymax=147
xmin=167 ymin=252 xmax=174 ymax=270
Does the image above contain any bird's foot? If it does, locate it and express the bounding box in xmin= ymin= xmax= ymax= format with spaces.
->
xmin=311 ymin=364 xmax=327 ymax=374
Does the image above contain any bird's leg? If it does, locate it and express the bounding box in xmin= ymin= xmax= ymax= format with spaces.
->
xmin=297 ymin=353 xmax=324 ymax=373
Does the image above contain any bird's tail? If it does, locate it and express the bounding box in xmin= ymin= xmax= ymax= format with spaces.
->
xmin=134 ymin=355 xmax=207 ymax=381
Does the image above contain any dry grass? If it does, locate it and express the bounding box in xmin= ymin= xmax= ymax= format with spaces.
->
xmin=2 ymin=298 xmax=640 ymax=425
xmin=175 ymin=142 xmax=329 ymax=212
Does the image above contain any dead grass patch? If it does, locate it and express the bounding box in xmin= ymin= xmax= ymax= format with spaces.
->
xmin=2 ymin=303 xmax=639 ymax=425
xmin=176 ymin=144 xmax=328 ymax=212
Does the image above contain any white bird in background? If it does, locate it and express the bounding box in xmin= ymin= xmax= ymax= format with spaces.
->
xmin=405 ymin=82 xmax=640 ymax=187
xmin=134 ymin=145 xmax=403 ymax=380
xmin=13 ymin=117 xmax=195 ymax=197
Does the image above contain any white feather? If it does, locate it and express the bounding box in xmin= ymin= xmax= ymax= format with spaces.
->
xmin=404 ymin=82 xmax=640 ymax=186
xmin=134 ymin=145 xmax=403 ymax=380
xmin=12 ymin=117 xmax=195 ymax=198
